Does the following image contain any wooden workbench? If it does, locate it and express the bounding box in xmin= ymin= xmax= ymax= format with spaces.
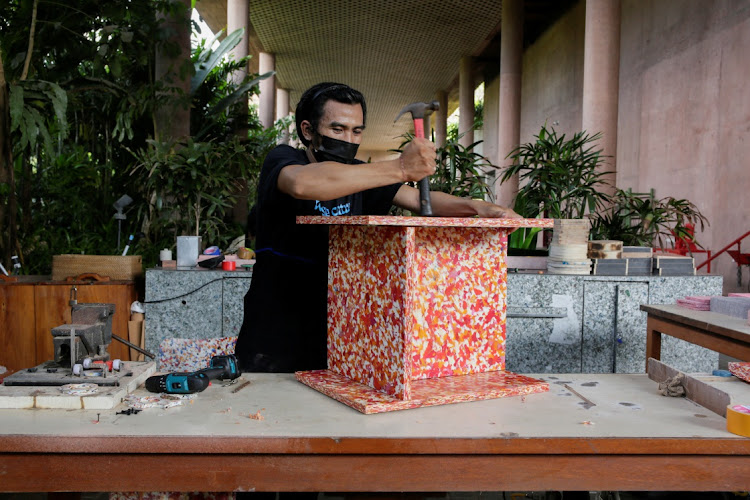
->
xmin=1 ymin=373 xmax=750 ymax=493
xmin=641 ymin=304 xmax=750 ymax=369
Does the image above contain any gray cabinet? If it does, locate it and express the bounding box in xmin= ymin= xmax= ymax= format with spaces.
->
xmin=506 ymin=274 xmax=722 ymax=374
xmin=505 ymin=275 xmax=583 ymax=373
xmin=145 ymin=269 xmax=722 ymax=374
xmin=582 ymin=280 xmax=649 ymax=373
xmin=144 ymin=269 xmax=252 ymax=358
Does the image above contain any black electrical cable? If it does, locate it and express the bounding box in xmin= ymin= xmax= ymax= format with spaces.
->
xmin=141 ymin=275 xmax=251 ymax=304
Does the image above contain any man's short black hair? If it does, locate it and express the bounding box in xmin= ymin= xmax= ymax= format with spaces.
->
xmin=295 ymin=82 xmax=367 ymax=146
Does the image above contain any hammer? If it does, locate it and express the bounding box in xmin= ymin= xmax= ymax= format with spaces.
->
xmin=395 ymin=100 xmax=439 ymax=216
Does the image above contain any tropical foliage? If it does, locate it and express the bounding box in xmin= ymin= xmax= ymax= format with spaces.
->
xmin=589 ymin=188 xmax=709 ymax=248
xmin=0 ymin=1 xmax=278 ymax=273
xmin=503 ymin=124 xmax=612 ymax=220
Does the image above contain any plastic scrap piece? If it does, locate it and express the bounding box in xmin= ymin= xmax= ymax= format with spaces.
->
xmin=60 ymin=383 xmax=99 ymax=396
xmin=658 ymin=373 xmax=686 ymax=397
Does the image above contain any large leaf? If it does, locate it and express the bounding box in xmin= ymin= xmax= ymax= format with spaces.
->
xmin=190 ymin=28 xmax=244 ymax=94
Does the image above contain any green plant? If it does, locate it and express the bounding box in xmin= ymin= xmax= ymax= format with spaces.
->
xmin=190 ymin=28 xmax=274 ymax=141
xmin=389 ymin=133 xmax=494 ymax=216
xmin=589 ymin=188 xmax=709 ymax=248
xmin=129 ymin=137 xmax=253 ymax=252
xmin=1 ymin=0 xmax=176 ymax=270
xmin=432 ymin=136 xmax=493 ymax=201
xmin=503 ymin=124 xmax=612 ymax=220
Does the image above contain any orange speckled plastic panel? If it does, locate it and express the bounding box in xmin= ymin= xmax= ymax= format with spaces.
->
xmin=411 ymin=227 xmax=507 ymax=380
xmin=298 ymin=215 xmax=554 ymax=229
xmin=326 ymin=222 xmax=509 ymax=399
xmin=327 ymin=225 xmax=414 ymax=399
xmin=295 ymin=369 xmax=549 ymax=414
xmin=303 ymin=216 xmax=552 ymax=412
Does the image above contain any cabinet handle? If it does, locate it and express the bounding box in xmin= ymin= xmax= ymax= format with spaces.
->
xmin=507 ymin=306 xmax=567 ymax=319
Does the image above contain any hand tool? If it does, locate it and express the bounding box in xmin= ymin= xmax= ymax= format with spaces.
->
xmin=394 ymin=100 xmax=440 ymax=216
xmin=144 ymin=354 xmax=241 ymax=394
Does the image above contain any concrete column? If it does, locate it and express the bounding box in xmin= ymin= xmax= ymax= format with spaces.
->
xmin=227 ymin=0 xmax=248 ymax=85
xmin=154 ymin=0 xmax=191 ymax=142
xmin=582 ymin=0 xmax=621 ymax=194
xmin=458 ymin=56 xmax=475 ymax=148
xmin=495 ymin=0 xmax=523 ymax=207
xmin=435 ymin=90 xmax=448 ymax=148
xmin=258 ymin=52 xmax=276 ymax=129
xmin=482 ymin=65 xmax=499 ymax=181
xmin=275 ymin=88 xmax=290 ymax=144
xmin=227 ymin=0 xmax=249 ymax=137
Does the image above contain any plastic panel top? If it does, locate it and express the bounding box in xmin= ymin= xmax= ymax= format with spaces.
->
xmin=297 ymin=215 xmax=554 ymax=228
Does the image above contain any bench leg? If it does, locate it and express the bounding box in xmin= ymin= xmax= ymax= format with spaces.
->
xmin=646 ymin=318 xmax=662 ymax=372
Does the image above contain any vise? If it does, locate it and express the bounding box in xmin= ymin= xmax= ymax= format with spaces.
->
xmin=51 ymin=303 xmax=115 ymax=366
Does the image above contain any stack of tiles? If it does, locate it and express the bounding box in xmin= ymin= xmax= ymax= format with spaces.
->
xmin=653 ymin=255 xmax=695 ymax=275
xmin=622 ymin=246 xmax=653 ymax=276
xmin=589 ymin=240 xmax=625 ymax=275
xmin=676 ymin=295 xmax=713 ymax=310
xmin=547 ymin=219 xmax=592 ymax=275
xmin=710 ymin=296 xmax=750 ymax=320
xmin=729 ymin=295 xmax=750 ymax=323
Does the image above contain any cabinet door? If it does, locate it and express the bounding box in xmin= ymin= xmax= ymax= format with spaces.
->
xmin=582 ymin=281 xmax=649 ymax=373
xmin=0 ymin=284 xmax=37 ymax=373
xmin=33 ymin=284 xmax=70 ymax=364
xmin=506 ymin=275 xmax=584 ymax=373
xmin=144 ymin=272 xmax=222 ymax=359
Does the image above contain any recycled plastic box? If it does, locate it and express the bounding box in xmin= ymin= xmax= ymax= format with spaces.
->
xmin=295 ymin=215 xmax=553 ymax=413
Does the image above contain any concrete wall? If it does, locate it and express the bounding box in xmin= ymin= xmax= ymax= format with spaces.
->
xmin=517 ymin=0 xmax=750 ymax=293
xmin=520 ymin=1 xmax=585 ymax=142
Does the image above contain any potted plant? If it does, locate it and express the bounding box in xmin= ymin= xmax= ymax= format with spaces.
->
xmin=390 ymin=133 xmax=495 ymax=215
xmin=589 ymin=188 xmax=709 ymax=249
xmin=502 ymin=123 xmax=613 ymax=253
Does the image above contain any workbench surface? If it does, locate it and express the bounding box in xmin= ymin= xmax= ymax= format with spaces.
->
xmin=2 ymin=373 xmax=750 ymax=493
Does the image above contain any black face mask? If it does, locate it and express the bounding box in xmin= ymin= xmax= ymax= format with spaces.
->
xmin=311 ymin=134 xmax=359 ymax=164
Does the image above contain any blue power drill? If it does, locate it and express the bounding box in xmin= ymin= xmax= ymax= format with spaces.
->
xmin=144 ymin=354 xmax=241 ymax=394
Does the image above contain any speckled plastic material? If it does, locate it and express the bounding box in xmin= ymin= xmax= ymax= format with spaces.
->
xmin=295 ymin=216 xmax=553 ymax=413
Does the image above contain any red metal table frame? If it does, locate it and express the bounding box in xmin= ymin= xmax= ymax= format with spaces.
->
xmin=642 ymin=303 xmax=750 ymax=370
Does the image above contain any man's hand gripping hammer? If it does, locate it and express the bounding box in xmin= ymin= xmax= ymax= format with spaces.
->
xmin=395 ymin=100 xmax=439 ymax=216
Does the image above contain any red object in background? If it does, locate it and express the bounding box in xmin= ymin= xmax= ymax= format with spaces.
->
xmin=221 ymin=260 xmax=236 ymax=271
xmin=661 ymin=223 xmax=713 ymax=272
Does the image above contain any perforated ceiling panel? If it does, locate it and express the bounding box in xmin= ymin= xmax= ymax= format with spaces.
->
xmin=198 ymin=0 xmax=505 ymax=156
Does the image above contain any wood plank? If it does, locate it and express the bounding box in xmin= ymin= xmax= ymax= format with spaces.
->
xmin=3 ymin=434 xmax=750 ymax=456
xmin=647 ymin=358 xmax=731 ymax=416
xmin=2 ymin=454 xmax=750 ymax=492
xmin=646 ymin=318 xmax=662 ymax=366
xmin=647 ymin=315 xmax=750 ymax=361
xmin=641 ymin=304 xmax=750 ymax=342
xmin=0 ymin=283 xmax=36 ymax=372
xmin=33 ymin=284 xmax=71 ymax=364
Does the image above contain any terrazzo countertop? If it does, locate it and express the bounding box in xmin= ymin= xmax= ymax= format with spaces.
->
xmin=144 ymin=268 xmax=253 ymax=360
xmin=145 ymin=268 xmax=722 ymax=373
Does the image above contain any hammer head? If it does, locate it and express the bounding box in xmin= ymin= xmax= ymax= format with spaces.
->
xmin=394 ymin=100 xmax=440 ymax=122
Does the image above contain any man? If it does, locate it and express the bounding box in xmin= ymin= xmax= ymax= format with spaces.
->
xmin=234 ymin=82 xmax=519 ymax=373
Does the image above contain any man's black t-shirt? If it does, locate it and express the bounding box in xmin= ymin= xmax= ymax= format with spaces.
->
xmin=234 ymin=145 xmax=402 ymax=372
